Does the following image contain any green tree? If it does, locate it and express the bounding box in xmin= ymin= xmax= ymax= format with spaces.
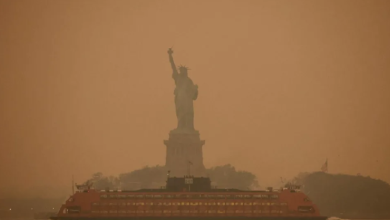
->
xmin=86 ymin=172 xmax=119 ymax=190
xmin=119 ymin=165 xmax=168 ymax=190
xmin=293 ymin=172 xmax=390 ymax=218
xmin=206 ymin=164 xmax=259 ymax=190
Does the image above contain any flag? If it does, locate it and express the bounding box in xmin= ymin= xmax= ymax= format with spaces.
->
xmin=321 ymin=159 xmax=328 ymax=172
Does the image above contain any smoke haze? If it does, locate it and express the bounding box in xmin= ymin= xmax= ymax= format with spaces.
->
xmin=0 ymin=0 xmax=389 ymax=197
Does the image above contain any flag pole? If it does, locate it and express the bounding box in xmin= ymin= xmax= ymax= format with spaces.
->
xmin=72 ymin=175 xmax=74 ymax=194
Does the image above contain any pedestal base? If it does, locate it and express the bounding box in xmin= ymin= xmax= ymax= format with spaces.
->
xmin=164 ymin=130 xmax=206 ymax=177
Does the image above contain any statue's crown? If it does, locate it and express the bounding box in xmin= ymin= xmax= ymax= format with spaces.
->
xmin=178 ymin=65 xmax=190 ymax=71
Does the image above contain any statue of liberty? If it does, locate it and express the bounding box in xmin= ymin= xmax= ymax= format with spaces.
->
xmin=167 ymin=48 xmax=198 ymax=133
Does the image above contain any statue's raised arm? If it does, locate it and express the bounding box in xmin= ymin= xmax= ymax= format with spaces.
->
xmin=168 ymin=48 xmax=178 ymax=78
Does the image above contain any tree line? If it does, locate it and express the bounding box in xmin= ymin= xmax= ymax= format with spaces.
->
xmin=85 ymin=164 xmax=259 ymax=191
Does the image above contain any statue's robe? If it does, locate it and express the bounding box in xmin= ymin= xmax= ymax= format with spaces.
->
xmin=173 ymin=73 xmax=198 ymax=131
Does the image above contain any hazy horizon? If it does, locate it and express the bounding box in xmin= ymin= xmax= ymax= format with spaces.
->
xmin=1 ymin=0 xmax=389 ymax=198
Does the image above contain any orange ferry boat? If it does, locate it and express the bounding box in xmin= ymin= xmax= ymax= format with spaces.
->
xmin=51 ymin=175 xmax=326 ymax=220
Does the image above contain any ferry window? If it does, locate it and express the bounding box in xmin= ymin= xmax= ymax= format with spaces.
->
xmin=100 ymin=195 xmax=107 ymax=199
xmin=119 ymin=210 xmax=126 ymax=214
xmin=244 ymin=195 xmax=251 ymax=198
xmin=136 ymin=195 xmax=144 ymax=198
xmin=136 ymin=202 xmax=144 ymax=205
xmin=225 ymin=195 xmax=232 ymax=199
xmin=154 ymin=210 xmax=162 ymax=214
xmin=109 ymin=210 xmax=117 ymax=214
xmin=154 ymin=195 xmax=162 ymax=198
xmin=217 ymin=195 xmax=225 ymax=198
xmin=211 ymin=202 xmax=216 ymax=205
xmin=172 ymin=210 xmax=180 ymax=214
xmin=226 ymin=210 xmax=234 ymax=214
xmin=109 ymin=202 xmax=117 ymax=206
xmin=158 ymin=202 xmax=163 ymax=206
xmin=218 ymin=210 xmax=225 ymax=213
xmin=253 ymin=194 xmax=262 ymax=198
xmin=261 ymin=195 xmax=269 ymax=199
xmin=100 ymin=202 xmax=108 ymax=206
xmin=92 ymin=202 xmax=99 ymax=206
xmin=182 ymin=210 xmax=189 ymax=213
xmin=244 ymin=202 xmax=252 ymax=206
xmin=235 ymin=210 xmax=243 ymax=213
xmin=230 ymin=202 xmax=235 ymax=205
xmin=127 ymin=210 xmax=135 ymax=213
xmin=126 ymin=195 xmax=135 ymax=198
xmin=120 ymin=202 xmax=126 ymax=206
xmin=163 ymin=210 xmax=171 ymax=213
xmin=253 ymin=202 xmax=258 ymax=205
xmin=199 ymin=202 xmax=202 ymax=205
xmin=91 ymin=210 xmax=99 ymax=214
xmin=126 ymin=202 xmax=132 ymax=206
xmin=145 ymin=195 xmax=153 ymax=198
xmin=186 ymin=202 xmax=189 ymax=205
xmin=185 ymin=194 xmax=192 ymax=198
xmin=271 ymin=210 xmax=279 ymax=213
xmin=208 ymin=210 xmax=216 ymax=213
xmin=136 ymin=210 xmax=144 ymax=213
xmin=119 ymin=195 xmax=126 ymax=199
xmin=190 ymin=210 xmax=198 ymax=213
xmin=235 ymin=194 xmax=243 ymax=198
xmin=101 ymin=210 xmax=108 ymax=214
xmin=271 ymin=202 xmax=279 ymax=206
xmin=244 ymin=210 xmax=252 ymax=213
xmin=109 ymin=194 xmax=116 ymax=199
xmin=271 ymin=194 xmax=279 ymax=199
xmin=281 ymin=203 xmax=288 ymax=206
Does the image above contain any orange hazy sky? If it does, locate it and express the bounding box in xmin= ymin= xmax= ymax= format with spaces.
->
xmin=1 ymin=0 xmax=389 ymax=197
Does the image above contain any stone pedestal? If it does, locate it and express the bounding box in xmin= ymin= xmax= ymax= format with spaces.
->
xmin=164 ymin=130 xmax=206 ymax=177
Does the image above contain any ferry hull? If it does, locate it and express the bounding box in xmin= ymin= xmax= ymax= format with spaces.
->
xmin=51 ymin=216 xmax=328 ymax=220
